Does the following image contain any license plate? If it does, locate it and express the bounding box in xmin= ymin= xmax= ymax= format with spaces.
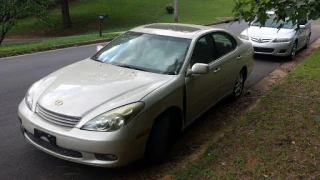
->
xmin=34 ymin=129 xmax=56 ymax=146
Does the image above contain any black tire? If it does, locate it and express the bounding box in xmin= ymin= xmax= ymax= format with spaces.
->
xmin=145 ymin=114 xmax=171 ymax=163
xmin=231 ymin=70 xmax=245 ymax=100
xmin=287 ymin=42 xmax=297 ymax=61
xmin=303 ymin=34 xmax=311 ymax=49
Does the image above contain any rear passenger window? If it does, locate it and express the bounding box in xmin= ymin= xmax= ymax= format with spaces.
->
xmin=212 ymin=32 xmax=237 ymax=58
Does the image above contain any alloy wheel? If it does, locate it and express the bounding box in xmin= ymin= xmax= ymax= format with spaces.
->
xmin=234 ymin=73 xmax=244 ymax=97
xmin=304 ymin=35 xmax=310 ymax=49
xmin=289 ymin=42 xmax=297 ymax=60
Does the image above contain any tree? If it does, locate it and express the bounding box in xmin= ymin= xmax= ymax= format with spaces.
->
xmin=0 ymin=0 xmax=53 ymax=46
xmin=174 ymin=0 xmax=178 ymax=23
xmin=60 ymin=0 xmax=72 ymax=29
xmin=233 ymin=0 xmax=320 ymax=28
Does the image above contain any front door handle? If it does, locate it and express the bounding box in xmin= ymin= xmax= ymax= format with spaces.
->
xmin=237 ymin=55 xmax=242 ymax=60
xmin=214 ymin=68 xmax=221 ymax=73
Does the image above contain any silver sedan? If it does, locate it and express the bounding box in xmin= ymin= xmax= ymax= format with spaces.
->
xmin=239 ymin=11 xmax=311 ymax=60
xmin=18 ymin=23 xmax=254 ymax=167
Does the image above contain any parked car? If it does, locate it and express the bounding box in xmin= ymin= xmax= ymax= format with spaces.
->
xmin=239 ymin=11 xmax=311 ymax=60
xmin=18 ymin=23 xmax=254 ymax=167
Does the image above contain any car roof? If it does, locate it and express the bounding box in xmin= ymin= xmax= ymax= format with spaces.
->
xmin=130 ymin=23 xmax=222 ymax=39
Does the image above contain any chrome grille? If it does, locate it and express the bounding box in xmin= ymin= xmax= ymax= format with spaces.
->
xmin=251 ymin=37 xmax=272 ymax=43
xmin=36 ymin=104 xmax=81 ymax=128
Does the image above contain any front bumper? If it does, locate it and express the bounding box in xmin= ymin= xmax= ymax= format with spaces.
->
xmin=250 ymin=40 xmax=294 ymax=56
xmin=18 ymin=100 xmax=149 ymax=167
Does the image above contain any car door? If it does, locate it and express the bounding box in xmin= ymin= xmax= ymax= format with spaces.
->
xmin=211 ymin=32 xmax=239 ymax=98
xmin=185 ymin=34 xmax=223 ymax=124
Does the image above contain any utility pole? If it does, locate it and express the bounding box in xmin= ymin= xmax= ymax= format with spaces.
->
xmin=174 ymin=0 xmax=178 ymax=23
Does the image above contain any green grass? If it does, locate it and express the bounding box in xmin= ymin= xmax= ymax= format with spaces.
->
xmin=0 ymin=33 xmax=119 ymax=57
xmin=8 ymin=0 xmax=235 ymax=37
xmin=173 ymin=49 xmax=320 ymax=179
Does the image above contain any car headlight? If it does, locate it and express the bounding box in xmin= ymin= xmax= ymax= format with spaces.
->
xmin=25 ymin=81 xmax=41 ymax=110
xmin=272 ymin=38 xmax=292 ymax=43
xmin=81 ymin=102 xmax=145 ymax=132
xmin=239 ymin=34 xmax=249 ymax=40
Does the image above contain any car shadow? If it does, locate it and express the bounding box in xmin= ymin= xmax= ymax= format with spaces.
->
xmin=48 ymin=93 xmax=256 ymax=179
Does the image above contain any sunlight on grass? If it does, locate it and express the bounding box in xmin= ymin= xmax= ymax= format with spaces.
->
xmin=8 ymin=0 xmax=234 ymax=37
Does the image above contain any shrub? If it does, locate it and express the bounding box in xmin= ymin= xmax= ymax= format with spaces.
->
xmin=165 ymin=5 xmax=174 ymax=14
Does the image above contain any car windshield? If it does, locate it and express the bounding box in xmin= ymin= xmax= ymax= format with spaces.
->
xmin=251 ymin=15 xmax=294 ymax=29
xmin=91 ymin=31 xmax=191 ymax=75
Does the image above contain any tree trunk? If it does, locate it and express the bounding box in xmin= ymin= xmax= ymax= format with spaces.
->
xmin=0 ymin=34 xmax=5 ymax=46
xmin=0 ymin=17 xmax=14 ymax=47
xmin=61 ymin=0 xmax=72 ymax=29
xmin=174 ymin=0 xmax=178 ymax=23
xmin=0 ymin=25 xmax=5 ymax=46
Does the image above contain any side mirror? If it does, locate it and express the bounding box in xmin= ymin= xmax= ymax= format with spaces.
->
xmin=187 ymin=63 xmax=209 ymax=76
xmin=96 ymin=45 xmax=103 ymax=52
xmin=299 ymin=25 xmax=306 ymax=29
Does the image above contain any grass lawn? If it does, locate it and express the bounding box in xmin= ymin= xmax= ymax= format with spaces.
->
xmin=7 ymin=0 xmax=234 ymax=38
xmin=173 ymin=49 xmax=320 ymax=179
xmin=0 ymin=33 xmax=119 ymax=57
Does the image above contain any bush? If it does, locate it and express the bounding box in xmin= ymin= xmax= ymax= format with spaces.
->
xmin=165 ymin=5 xmax=174 ymax=14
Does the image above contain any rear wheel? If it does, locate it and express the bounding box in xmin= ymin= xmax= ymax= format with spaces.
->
xmin=145 ymin=114 xmax=171 ymax=163
xmin=288 ymin=42 xmax=297 ymax=61
xmin=231 ymin=70 xmax=245 ymax=100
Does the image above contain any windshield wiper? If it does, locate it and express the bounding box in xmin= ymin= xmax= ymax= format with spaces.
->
xmin=115 ymin=64 xmax=148 ymax=72
xmin=91 ymin=57 xmax=102 ymax=62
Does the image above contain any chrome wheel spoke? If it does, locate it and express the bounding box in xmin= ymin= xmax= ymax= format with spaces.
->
xmin=234 ymin=73 xmax=244 ymax=96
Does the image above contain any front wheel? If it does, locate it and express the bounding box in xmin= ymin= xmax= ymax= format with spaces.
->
xmin=303 ymin=34 xmax=311 ymax=49
xmin=287 ymin=42 xmax=297 ymax=61
xmin=145 ymin=114 xmax=171 ymax=163
xmin=231 ymin=71 xmax=245 ymax=100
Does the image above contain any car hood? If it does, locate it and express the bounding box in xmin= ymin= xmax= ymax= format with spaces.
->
xmin=35 ymin=59 xmax=173 ymax=117
xmin=242 ymin=26 xmax=296 ymax=38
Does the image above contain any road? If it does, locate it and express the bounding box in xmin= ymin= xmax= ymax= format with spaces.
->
xmin=1 ymin=20 xmax=320 ymax=180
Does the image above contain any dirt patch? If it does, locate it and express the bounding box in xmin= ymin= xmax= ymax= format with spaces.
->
xmin=244 ymin=157 xmax=258 ymax=169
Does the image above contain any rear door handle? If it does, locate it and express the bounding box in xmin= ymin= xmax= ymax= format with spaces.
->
xmin=237 ymin=55 xmax=242 ymax=60
xmin=214 ymin=68 xmax=221 ymax=73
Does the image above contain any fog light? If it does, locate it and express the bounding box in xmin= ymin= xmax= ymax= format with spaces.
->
xmin=279 ymin=49 xmax=287 ymax=53
xmin=95 ymin=154 xmax=118 ymax=161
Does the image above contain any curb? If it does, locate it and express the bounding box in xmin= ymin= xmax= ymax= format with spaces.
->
xmin=250 ymin=38 xmax=320 ymax=94
xmin=203 ymin=17 xmax=239 ymax=26
xmin=0 ymin=18 xmax=238 ymax=58
xmin=0 ymin=38 xmax=114 ymax=58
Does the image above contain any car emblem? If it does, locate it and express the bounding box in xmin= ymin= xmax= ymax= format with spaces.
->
xmin=55 ymin=100 xmax=63 ymax=106
xmin=258 ymin=38 xmax=263 ymax=43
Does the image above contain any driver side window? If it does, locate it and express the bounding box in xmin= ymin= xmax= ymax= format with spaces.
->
xmin=298 ymin=17 xmax=308 ymax=25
